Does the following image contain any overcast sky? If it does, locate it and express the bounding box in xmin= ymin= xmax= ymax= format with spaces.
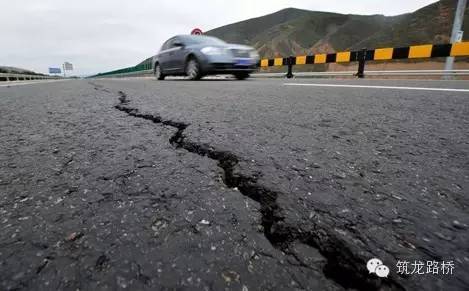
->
xmin=0 ymin=0 xmax=438 ymax=76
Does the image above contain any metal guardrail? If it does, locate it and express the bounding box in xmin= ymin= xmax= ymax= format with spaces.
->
xmin=91 ymin=58 xmax=153 ymax=78
xmin=252 ymin=69 xmax=469 ymax=78
xmin=0 ymin=73 xmax=60 ymax=81
xmin=260 ymin=42 xmax=469 ymax=78
xmin=93 ymin=69 xmax=153 ymax=78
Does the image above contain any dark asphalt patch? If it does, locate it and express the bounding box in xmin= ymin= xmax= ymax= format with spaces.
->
xmin=112 ymin=88 xmax=405 ymax=291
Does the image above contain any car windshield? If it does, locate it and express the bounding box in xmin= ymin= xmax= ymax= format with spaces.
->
xmin=179 ymin=35 xmax=226 ymax=46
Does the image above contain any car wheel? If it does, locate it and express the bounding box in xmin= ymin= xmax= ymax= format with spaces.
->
xmin=154 ymin=63 xmax=165 ymax=80
xmin=234 ymin=72 xmax=250 ymax=80
xmin=185 ymin=57 xmax=202 ymax=80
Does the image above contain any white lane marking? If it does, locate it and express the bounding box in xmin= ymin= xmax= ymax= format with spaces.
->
xmin=283 ymin=83 xmax=469 ymax=93
xmin=0 ymin=80 xmax=65 ymax=87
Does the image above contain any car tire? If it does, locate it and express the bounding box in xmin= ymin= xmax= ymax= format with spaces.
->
xmin=185 ymin=57 xmax=202 ymax=80
xmin=234 ymin=72 xmax=250 ymax=80
xmin=154 ymin=63 xmax=165 ymax=80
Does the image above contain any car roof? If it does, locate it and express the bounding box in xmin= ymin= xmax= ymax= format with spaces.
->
xmin=175 ymin=35 xmax=223 ymax=41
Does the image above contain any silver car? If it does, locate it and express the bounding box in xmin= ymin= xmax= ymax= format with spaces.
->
xmin=153 ymin=35 xmax=260 ymax=80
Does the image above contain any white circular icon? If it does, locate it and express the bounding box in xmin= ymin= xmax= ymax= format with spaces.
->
xmin=375 ymin=265 xmax=390 ymax=278
xmin=367 ymin=258 xmax=383 ymax=273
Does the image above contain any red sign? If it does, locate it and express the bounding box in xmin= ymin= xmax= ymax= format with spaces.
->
xmin=191 ymin=28 xmax=203 ymax=35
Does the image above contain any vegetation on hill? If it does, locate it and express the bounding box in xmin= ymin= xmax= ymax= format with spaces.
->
xmin=206 ymin=0 xmax=469 ymax=58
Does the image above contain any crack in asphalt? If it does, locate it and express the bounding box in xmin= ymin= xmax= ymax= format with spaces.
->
xmin=111 ymin=88 xmax=405 ymax=291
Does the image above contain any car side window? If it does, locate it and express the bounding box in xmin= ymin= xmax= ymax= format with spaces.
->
xmin=160 ymin=41 xmax=167 ymax=51
xmin=160 ymin=37 xmax=182 ymax=52
xmin=167 ymin=38 xmax=178 ymax=48
xmin=160 ymin=39 xmax=172 ymax=51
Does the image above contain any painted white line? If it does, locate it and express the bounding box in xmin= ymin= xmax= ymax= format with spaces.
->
xmin=0 ymin=80 xmax=65 ymax=88
xmin=284 ymin=83 xmax=469 ymax=93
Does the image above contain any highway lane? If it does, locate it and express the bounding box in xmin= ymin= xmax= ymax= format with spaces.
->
xmin=1 ymin=78 xmax=468 ymax=290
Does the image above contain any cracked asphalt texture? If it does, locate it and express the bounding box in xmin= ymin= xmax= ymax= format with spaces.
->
xmin=1 ymin=78 xmax=468 ymax=291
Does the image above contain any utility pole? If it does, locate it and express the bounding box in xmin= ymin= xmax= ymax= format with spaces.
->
xmin=444 ymin=0 xmax=467 ymax=79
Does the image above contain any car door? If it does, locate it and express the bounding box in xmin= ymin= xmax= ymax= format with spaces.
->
xmin=165 ymin=37 xmax=186 ymax=73
xmin=170 ymin=37 xmax=187 ymax=73
xmin=158 ymin=39 xmax=172 ymax=72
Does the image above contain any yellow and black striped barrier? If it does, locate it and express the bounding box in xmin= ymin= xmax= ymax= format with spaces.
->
xmin=259 ymin=42 xmax=469 ymax=78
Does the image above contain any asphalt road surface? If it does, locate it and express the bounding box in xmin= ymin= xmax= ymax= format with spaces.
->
xmin=0 ymin=77 xmax=468 ymax=291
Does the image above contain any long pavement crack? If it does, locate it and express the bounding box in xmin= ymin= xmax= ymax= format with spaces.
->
xmin=111 ymin=88 xmax=405 ymax=291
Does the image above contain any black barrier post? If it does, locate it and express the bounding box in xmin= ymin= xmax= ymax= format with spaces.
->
xmin=286 ymin=56 xmax=294 ymax=78
xmin=356 ymin=48 xmax=366 ymax=78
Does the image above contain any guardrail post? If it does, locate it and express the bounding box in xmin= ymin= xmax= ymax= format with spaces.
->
xmin=356 ymin=48 xmax=366 ymax=78
xmin=286 ymin=56 xmax=294 ymax=78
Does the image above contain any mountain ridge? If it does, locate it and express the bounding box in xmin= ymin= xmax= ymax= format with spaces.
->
xmin=206 ymin=0 xmax=469 ymax=58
